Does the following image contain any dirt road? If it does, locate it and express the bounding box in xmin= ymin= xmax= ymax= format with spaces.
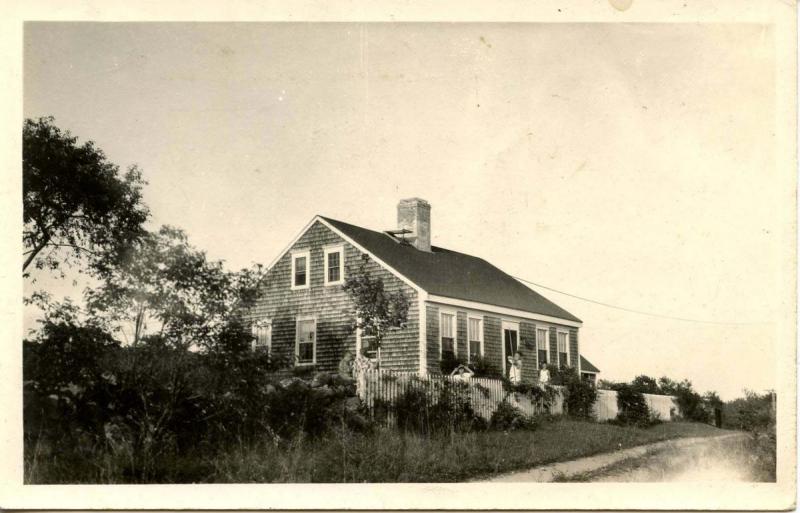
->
xmin=487 ymin=432 xmax=760 ymax=482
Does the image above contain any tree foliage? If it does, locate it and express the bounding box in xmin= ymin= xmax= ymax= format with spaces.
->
xmin=629 ymin=375 xmax=661 ymax=394
xmin=724 ymin=389 xmax=774 ymax=432
xmin=23 ymin=117 xmax=150 ymax=277
xmin=84 ymin=225 xmax=265 ymax=348
xmin=342 ymin=254 xmax=409 ymax=364
xmin=600 ymin=375 xmax=715 ymax=423
xmin=613 ymin=384 xmax=653 ymax=427
xmin=560 ymin=367 xmax=598 ymax=419
xmin=657 ymin=376 xmax=710 ymax=423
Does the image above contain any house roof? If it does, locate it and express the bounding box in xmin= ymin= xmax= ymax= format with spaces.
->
xmin=580 ymin=355 xmax=600 ymax=373
xmin=320 ymin=216 xmax=582 ymax=323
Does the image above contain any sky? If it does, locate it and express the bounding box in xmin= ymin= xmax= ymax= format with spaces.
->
xmin=23 ymin=22 xmax=780 ymax=400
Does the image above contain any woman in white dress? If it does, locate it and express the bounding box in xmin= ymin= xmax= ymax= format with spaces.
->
xmin=507 ymin=351 xmax=523 ymax=384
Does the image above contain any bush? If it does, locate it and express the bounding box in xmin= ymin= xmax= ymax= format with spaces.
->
xmin=394 ymin=379 xmax=485 ymax=436
xmin=656 ymin=377 xmax=711 ymax=423
xmin=393 ymin=383 xmax=431 ymax=434
xmin=23 ymin=322 xmax=121 ymax=447
xmin=745 ymin=421 xmax=776 ymax=481
xmin=560 ymin=368 xmax=597 ymax=419
xmin=467 ymin=355 xmax=498 ymax=378
xmin=614 ymin=384 xmax=652 ymax=427
xmin=490 ymin=401 xmax=537 ymax=431
xmin=438 ymin=353 xmax=464 ymax=375
xmin=501 ymin=378 xmax=556 ymax=403
xmin=674 ymin=390 xmax=709 ymax=422
xmin=23 ymin=318 xmax=368 ymax=482
xmin=723 ymin=390 xmax=774 ymax=432
xmin=607 ymin=375 xmax=717 ymax=424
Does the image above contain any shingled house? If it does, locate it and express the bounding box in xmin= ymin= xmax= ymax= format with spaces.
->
xmin=244 ymin=198 xmax=598 ymax=382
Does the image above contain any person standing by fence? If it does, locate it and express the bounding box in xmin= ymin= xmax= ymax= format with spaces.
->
xmin=338 ymin=350 xmax=354 ymax=380
xmin=538 ymin=362 xmax=550 ymax=386
xmin=451 ymin=364 xmax=475 ymax=382
xmin=507 ymin=351 xmax=523 ymax=384
xmin=353 ymin=349 xmax=373 ymax=400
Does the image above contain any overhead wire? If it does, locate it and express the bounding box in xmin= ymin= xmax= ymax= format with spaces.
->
xmin=513 ymin=275 xmax=766 ymax=326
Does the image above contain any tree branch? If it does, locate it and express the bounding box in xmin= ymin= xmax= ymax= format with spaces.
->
xmin=22 ymin=235 xmax=50 ymax=272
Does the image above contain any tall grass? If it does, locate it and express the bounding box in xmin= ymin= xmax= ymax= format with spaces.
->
xmin=26 ymin=418 xmax=725 ymax=483
xmin=211 ymin=420 xmax=726 ymax=483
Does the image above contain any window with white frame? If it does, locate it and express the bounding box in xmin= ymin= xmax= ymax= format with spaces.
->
xmin=440 ymin=312 xmax=455 ymax=360
xmin=557 ymin=330 xmax=570 ymax=368
xmin=291 ymin=251 xmax=310 ymax=290
xmin=467 ymin=316 xmax=483 ymax=363
xmin=536 ymin=327 xmax=549 ymax=366
xmin=324 ymin=246 xmax=344 ymax=285
xmin=360 ymin=325 xmax=378 ymax=360
xmin=296 ymin=317 xmax=316 ymax=365
xmin=252 ymin=319 xmax=272 ymax=352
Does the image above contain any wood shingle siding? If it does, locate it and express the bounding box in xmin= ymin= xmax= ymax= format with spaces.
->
xmin=483 ymin=315 xmax=503 ymax=376
xmin=570 ymin=328 xmax=579 ymax=370
xmin=456 ymin=311 xmax=468 ymax=359
xmin=519 ymin=321 xmax=537 ymax=383
xmin=425 ymin=303 xmax=440 ymax=374
xmin=243 ymin=220 xmax=419 ymax=373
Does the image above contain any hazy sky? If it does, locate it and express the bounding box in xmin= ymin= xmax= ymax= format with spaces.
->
xmin=24 ymin=22 xmax=778 ymax=399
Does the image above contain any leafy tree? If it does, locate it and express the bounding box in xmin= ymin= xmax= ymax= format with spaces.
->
xmin=559 ymin=367 xmax=598 ymax=419
xmin=85 ymin=225 xmax=265 ymax=348
xmin=724 ymin=389 xmax=775 ymax=432
xmin=657 ymin=376 xmax=709 ymax=422
xmin=630 ymin=375 xmax=661 ymax=394
xmin=614 ymin=383 xmax=652 ymax=427
xmin=342 ymin=254 xmax=410 ymax=366
xmin=596 ymin=378 xmax=620 ymax=390
xmin=656 ymin=376 xmax=690 ymax=395
xmin=23 ymin=117 xmax=149 ymax=277
xmin=703 ymin=390 xmax=723 ymax=410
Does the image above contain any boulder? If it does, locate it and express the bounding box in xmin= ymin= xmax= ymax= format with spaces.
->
xmin=279 ymin=377 xmax=307 ymax=389
xmin=329 ymin=374 xmax=355 ymax=387
xmin=344 ymin=396 xmax=362 ymax=413
xmin=311 ymin=372 xmax=331 ymax=388
xmin=315 ymin=385 xmax=335 ymax=399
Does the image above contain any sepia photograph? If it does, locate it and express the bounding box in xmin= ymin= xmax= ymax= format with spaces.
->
xmin=1 ymin=0 xmax=796 ymax=510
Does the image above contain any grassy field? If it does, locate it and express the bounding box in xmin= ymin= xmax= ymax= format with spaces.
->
xmin=26 ymin=419 xmax=727 ymax=483
xmin=208 ymin=420 xmax=726 ymax=483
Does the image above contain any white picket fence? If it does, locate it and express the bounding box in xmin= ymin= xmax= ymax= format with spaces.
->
xmin=359 ymin=370 xmax=678 ymax=423
xmin=358 ymin=369 xmax=564 ymax=420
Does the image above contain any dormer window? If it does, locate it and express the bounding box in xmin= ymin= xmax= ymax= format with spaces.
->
xmin=324 ymin=245 xmax=344 ymax=285
xmin=291 ymin=250 xmax=310 ymax=290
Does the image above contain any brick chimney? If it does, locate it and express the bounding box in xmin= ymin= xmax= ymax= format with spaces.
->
xmin=397 ymin=198 xmax=431 ymax=252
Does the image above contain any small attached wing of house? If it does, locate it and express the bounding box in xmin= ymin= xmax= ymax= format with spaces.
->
xmin=580 ymin=355 xmax=600 ymax=374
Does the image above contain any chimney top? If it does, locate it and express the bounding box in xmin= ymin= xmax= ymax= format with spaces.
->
xmin=396 ymin=198 xmax=431 ymax=252
xmin=398 ymin=197 xmax=430 ymax=207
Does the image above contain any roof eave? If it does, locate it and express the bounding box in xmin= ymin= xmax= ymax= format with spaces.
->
xmin=427 ymin=294 xmax=583 ymax=328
